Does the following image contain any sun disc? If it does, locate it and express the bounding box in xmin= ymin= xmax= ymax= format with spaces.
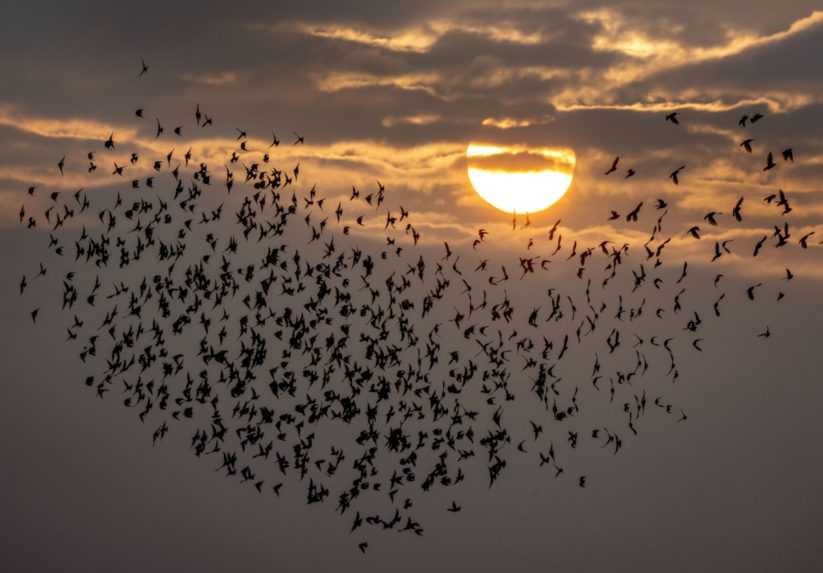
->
xmin=467 ymin=143 xmax=576 ymax=214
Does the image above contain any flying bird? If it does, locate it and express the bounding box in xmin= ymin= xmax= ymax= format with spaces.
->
xmin=137 ymin=58 xmax=149 ymax=78
xmin=669 ymin=165 xmax=685 ymax=185
xmin=605 ymin=156 xmax=620 ymax=175
xmin=763 ymin=152 xmax=776 ymax=171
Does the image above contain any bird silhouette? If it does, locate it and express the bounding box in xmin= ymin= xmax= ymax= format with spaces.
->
xmin=137 ymin=57 xmax=149 ymax=78
xmin=669 ymin=165 xmax=685 ymax=185
xmin=763 ymin=152 xmax=776 ymax=171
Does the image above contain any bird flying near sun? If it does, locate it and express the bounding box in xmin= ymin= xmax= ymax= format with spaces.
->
xmin=467 ymin=143 xmax=576 ymax=214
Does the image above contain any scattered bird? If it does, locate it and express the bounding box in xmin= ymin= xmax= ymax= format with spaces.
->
xmin=669 ymin=165 xmax=685 ymax=185
xmin=763 ymin=152 xmax=776 ymax=171
xmin=732 ymin=198 xmax=744 ymax=222
xmin=799 ymin=232 xmax=814 ymax=249
xmin=138 ymin=58 xmax=149 ymax=78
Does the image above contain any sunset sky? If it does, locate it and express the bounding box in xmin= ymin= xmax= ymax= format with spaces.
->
xmin=2 ymin=2 xmax=823 ymax=571
xmin=3 ymin=1 xmax=823 ymax=265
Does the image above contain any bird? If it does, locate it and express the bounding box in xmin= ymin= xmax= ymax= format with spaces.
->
xmin=665 ymin=112 xmax=679 ymax=125
xmin=746 ymin=283 xmax=763 ymax=300
xmin=669 ymin=165 xmax=685 ymax=185
xmin=753 ymin=235 xmax=767 ymax=257
xmin=782 ymin=148 xmax=794 ymax=162
xmin=137 ymin=58 xmax=149 ymax=78
xmin=799 ymin=232 xmax=815 ymax=249
xmin=626 ymin=203 xmax=643 ymax=223
xmin=776 ymin=189 xmax=792 ymax=214
xmin=605 ymin=156 xmax=620 ymax=175
xmin=740 ymin=139 xmax=754 ymax=153
xmin=763 ymin=152 xmax=776 ymax=171
xmin=732 ymin=197 xmax=744 ymax=222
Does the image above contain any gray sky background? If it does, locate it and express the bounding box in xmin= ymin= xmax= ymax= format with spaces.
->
xmin=2 ymin=1 xmax=823 ymax=571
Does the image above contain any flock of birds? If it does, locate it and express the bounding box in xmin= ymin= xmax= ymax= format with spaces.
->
xmin=15 ymin=60 xmax=817 ymax=553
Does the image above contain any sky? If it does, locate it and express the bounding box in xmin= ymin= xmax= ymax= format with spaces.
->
xmin=2 ymin=1 xmax=823 ymax=571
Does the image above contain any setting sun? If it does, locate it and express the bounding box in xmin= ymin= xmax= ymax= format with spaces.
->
xmin=467 ymin=143 xmax=576 ymax=214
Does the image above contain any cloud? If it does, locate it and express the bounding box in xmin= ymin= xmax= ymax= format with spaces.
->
xmin=381 ymin=114 xmax=441 ymax=127
xmin=467 ymin=149 xmax=575 ymax=173
xmin=296 ymin=19 xmax=549 ymax=54
xmin=180 ymin=71 xmax=240 ymax=86
xmin=576 ymin=8 xmax=823 ymax=80
xmin=312 ymin=71 xmax=444 ymax=97
xmin=0 ymin=105 xmax=138 ymax=143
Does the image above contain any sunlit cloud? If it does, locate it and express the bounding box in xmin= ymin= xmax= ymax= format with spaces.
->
xmin=551 ymin=91 xmax=817 ymax=115
xmin=481 ymin=117 xmax=537 ymax=129
xmin=0 ymin=105 xmax=138 ymax=142
xmin=313 ymin=71 xmax=443 ymax=97
xmin=180 ymin=71 xmax=240 ymax=86
xmin=467 ymin=65 xmax=572 ymax=90
xmin=382 ymin=114 xmax=442 ymax=128
xmin=577 ymin=9 xmax=823 ymax=81
xmin=296 ymin=19 xmax=548 ymax=54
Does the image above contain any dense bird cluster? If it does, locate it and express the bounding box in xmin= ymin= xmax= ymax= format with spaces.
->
xmin=15 ymin=59 xmax=816 ymax=552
